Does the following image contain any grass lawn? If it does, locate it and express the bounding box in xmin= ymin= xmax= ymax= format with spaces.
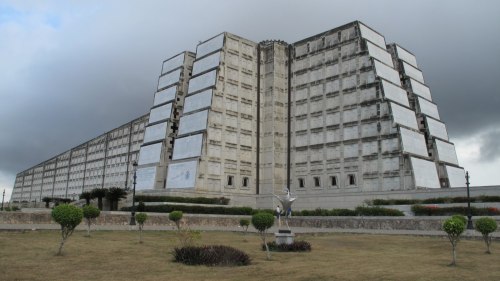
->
xmin=0 ymin=230 xmax=499 ymax=281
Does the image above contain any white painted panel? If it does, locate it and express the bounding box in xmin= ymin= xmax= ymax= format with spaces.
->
xmin=172 ymin=133 xmax=203 ymax=160
xmin=188 ymin=70 xmax=217 ymax=94
xmin=410 ymin=157 xmax=440 ymax=188
xmin=435 ymin=140 xmax=459 ymax=165
xmin=426 ymin=117 xmax=449 ymax=140
xmin=149 ymin=103 xmax=172 ymax=124
xmin=381 ymin=80 xmax=409 ymax=107
xmin=367 ymin=41 xmax=393 ymax=67
xmin=143 ymin=122 xmax=168 ymax=144
xmin=402 ymin=62 xmax=424 ymax=83
xmin=154 ymin=86 xmax=176 ymax=106
xmin=138 ymin=143 xmax=162 ymax=165
xmin=446 ymin=166 xmax=465 ymax=188
xmin=162 ymin=53 xmax=184 ymax=75
xmin=136 ymin=167 xmax=157 ymax=190
xmin=396 ymin=45 xmax=418 ymax=68
xmin=409 ymin=79 xmax=432 ymax=101
xmin=400 ymin=127 xmax=428 ymax=157
xmin=390 ymin=102 xmax=418 ymax=130
xmin=183 ymin=89 xmax=213 ymax=114
xmin=418 ymin=97 xmax=440 ymax=119
xmin=374 ymin=60 xmax=400 ymax=85
xmin=192 ymin=52 xmax=221 ymax=75
xmin=166 ymin=160 xmax=198 ymax=188
xmin=196 ymin=33 xmax=224 ymax=58
xmin=158 ymin=68 xmax=181 ymax=90
xmin=359 ymin=23 xmax=386 ymax=49
xmin=178 ymin=110 xmax=209 ymax=135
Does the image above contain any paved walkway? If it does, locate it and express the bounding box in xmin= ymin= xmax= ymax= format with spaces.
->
xmin=1 ymin=223 xmax=497 ymax=239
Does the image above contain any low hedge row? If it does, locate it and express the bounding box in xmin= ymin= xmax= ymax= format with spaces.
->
xmin=372 ymin=196 xmax=500 ymax=206
xmin=263 ymin=241 xmax=312 ymax=252
xmin=134 ymin=195 xmax=229 ymax=205
xmin=411 ymin=205 xmax=500 ymax=216
xmin=292 ymin=206 xmax=404 ymax=216
xmin=173 ymin=245 xmax=250 ymax=266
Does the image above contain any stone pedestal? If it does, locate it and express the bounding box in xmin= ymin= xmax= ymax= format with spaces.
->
xmin=275 ymin=229 xmax=295 ymax=245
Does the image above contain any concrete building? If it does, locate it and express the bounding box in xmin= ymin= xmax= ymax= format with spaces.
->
xmin=11 ymin=21 xmax=469 ymax=209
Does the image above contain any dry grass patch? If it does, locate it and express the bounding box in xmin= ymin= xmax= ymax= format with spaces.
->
xmin=0 ymin=230 xmax=499 ymax=281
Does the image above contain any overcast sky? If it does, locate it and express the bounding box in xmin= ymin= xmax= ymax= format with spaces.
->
xmin=1 ymin=0 xmax=499 ymax=200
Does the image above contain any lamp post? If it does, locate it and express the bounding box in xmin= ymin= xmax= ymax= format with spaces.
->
xmin=465 ymin=171 xmax=474 ymax=229
xmin=1 ymin=190 xmax=5 ymax=211
xmin=129 ymin=161 xmax=138 ymax=225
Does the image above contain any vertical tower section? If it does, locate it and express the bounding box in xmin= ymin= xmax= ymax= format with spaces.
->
xmin=166 ymin=33 xmax=259 ymax=199
xmin=387 ymin=44 xmax=465 ymax=187
xmin=135 ymin=52 xmax=195 ymax=190
xmin=258 ymin=41 xmax=289 ymax=196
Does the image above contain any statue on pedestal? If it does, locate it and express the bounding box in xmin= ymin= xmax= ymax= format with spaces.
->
xmin=273 ymin=189 xmax=297 ymax=231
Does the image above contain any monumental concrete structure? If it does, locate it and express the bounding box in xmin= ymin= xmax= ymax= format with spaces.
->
xmin=11 ymin=21 xmax=469 ymax=209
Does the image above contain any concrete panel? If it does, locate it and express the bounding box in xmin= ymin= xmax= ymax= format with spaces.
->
xmin=196 ymin=34 xmax=224 ymax=58
xmin=184 ymin=90 xmax=213 ymax=114
xmin=381 ymin=138 xmax=399 ymax=153
xmin=400 ymin=127 xmax=428 ymax=157
xmin=359 ymin=23 xmax=386 ymax=49
xmin=374 ymin=60 xmax=400 ymax=86
xmin=382 ymin=157 xmax=399 ymax=172
xmin=158 ymin=68 xmax=181 ymax=90
xmin=192 ymin=52 xmax=221 ymax=76
xmin=149 ymin=103 xmax=172 ymax=124
xmin=138 ymin=143 xmax=162 ymax=165
xmin=343 ymin=126 xmax=358 ymax=140
xmin=166 ymin=160 xmax=198 ymax=188
xmin=178 ymin=110 xmax=209 ymax=135
xmin=143 ymin=122 xmax=168 ymax=144
xmin=326 ymin=64 xmax=339 ymax=78
xmin=136 ymin=167 xmax=157 ymax=190
xmin=446 ymin=166 xmax=466 ymax=188
xmin=172 ymin=133 xmax=203 ymax=160
xmin=390 ymin=102 xmax=418 ymax=130
xmin=435 ymin=140 xmax=459 ymax=165
xmin=360 ymin=87 xmax=377 ymax=102
xmin=326 ymin=80 xmax=340 ymax=93
xmin=362 ymin=141 xmax=378 ymax=156
xmin=410 ymin=157 xmax=440 ymax=188
xmin=417 ymin=97 xmax=440 ymax=120
xmin=344 ymin=143 xmax=359 ymax=158
xmin=382 ymin=80 xmax=409 ymax=107
xmin=162 ymin=53 xmax=184 ymax=75
xmin=154 ymin=86 xmax=176 ymax=106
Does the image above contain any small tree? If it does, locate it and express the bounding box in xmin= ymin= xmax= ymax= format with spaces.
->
xmin=239 ymin=218 xmax=250 ymax=233
xmin=82 ymin=205 xmax=100 ymax=237
xmin=79 ymin=192 xmax=93 ymax=205
xmin=105 ymin=187 xmax=128 ymax=211
xmin=136 ymin=213 xmax=148 ymax=243
xmin=52 ymin=204 xmax=83 ymax=255
xmin=169 ymin=211 xmax=183 ymax=230
xmin=42 ymin=197 xmax=51 ymax=208
xmin=443 ymin=217 xmax=465 ymax=266
xmin=251 ymin=212 xmax=275 ymax=260
xmin=91 ymin=188 xmax=107 ymax=210
xmin=475 ymin=217 xmax=498 ymax=254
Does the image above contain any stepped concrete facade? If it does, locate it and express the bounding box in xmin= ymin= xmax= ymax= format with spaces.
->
xmin=11 ymin=21 xmax=468 ymax=209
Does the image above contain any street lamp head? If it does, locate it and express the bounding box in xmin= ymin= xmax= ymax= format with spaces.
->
xmin=133 ymin=161 xmax=138 ymax=167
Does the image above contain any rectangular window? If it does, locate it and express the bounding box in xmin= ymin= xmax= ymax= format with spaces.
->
xmin=348 ymin=174 xmax=356 ymax=186
xmin=242 ymin=177 xmax=249 ymax=187
xmin=298 ymin=178 xmax=305 ymax=188
xmin=330 ymin=176 xmax=337 ymax=187
xmin=314 ymin=177 xmax=321 ymax=187
xmin=227 ymin=175 xmax=234 ymax=186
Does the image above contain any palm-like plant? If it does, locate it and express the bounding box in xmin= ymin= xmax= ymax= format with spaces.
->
xmin=105 ymin=187 xmax=128 ymax=211
xmin=90 ymin=188 xmax=107 ymax=210
xmin=79 ymin=191 xmax=93 ymax=205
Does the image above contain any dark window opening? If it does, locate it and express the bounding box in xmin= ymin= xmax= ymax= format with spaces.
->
xmin=330 ymin=176 xmax=337 ymax=187
xmin=348 ymin=174 xmax=356 ymax=185
xmin=314 ymin=177 xmax=321 ymax=187
xmin=298 ymin=178 xmax=305 ymax=188
xmin=242 ymin=177 xmax=249 ymax=187
xmin=227 ymin=175 xmax=234 ymax=186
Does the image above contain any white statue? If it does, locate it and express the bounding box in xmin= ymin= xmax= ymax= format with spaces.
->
xmin=273 ymin=188 xmax=297 ymax=230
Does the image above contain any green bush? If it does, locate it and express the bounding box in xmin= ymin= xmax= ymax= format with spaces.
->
xmin=136 ymin=212 xmax=148 ymax=243
xmin=239 ymin=218 xmax=250 ymax=232
xmin=173 ymin=245 xmax=250 ymax=266
xmin=51 ymin=204 xmax=83 ymax=255
xmin=82 ymin=205 xmax=100 ymax=237
xmin=412 ymin=205 xmax=500 ymax=216
xmin=122 ymin=204 xmax=254 ymax=216
xmin=134 ymin=195 xmax=229 ymax=205
xmin=11 ymin=206 xmax=20 ymax=211
xmin=451 ymin=214 xmax=467 ymax=225
xmin=137 ymin=201 xmax=146 ymax=212
xmin=169 ymin=211 xmax=183 ymax=230
xmin=355 ymin=206 xmax=404 ymax=216
xmin=371 ymin=196 xmax=500 ymax=206
xmin=475 ymin=217 xmax=498 ymax=254
xmin=264 ymin=241 xmax=312 ymax=252
xmin=443 ymin=217 xmax=466 ymax=266
xmin=252 ymin=212 xmax=275 ymax=260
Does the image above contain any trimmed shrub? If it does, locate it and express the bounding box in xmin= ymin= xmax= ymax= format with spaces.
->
xmin=443 ymin=217 xmax=466 ymax=266
xmin=264 ymin=241 xmax=312 ymax=252
xmin=252 ymin=212 xmax=275 ymax=260
xmin=412 ymin=205 xmax=500 ymax=216
xmin=52 ymin=204 xmax=83 ymax=255
xmin=134 ymin=195 xmax=230 ymax=205
xmin=239 ymin=218 xmax=250 ymax=232
xmin=355 ymin=206 xmax=404 ymax=216
xmin=82 ymin=205 xmax=100 ymax=237
xmin=173 ymin=245 xmax=250 ymax=266
xmin=451 ymin=215 xmax=467 ymax=225
xmin=169 ymin=211 xmax=183 ymax=230
xmin=122 ymin=204 xmax=254 ymax=216
xmin=475 ymin=217 xmax=498 ymax=254
xmin=90 ymin=188 xmax=107 ymax=210
xmin=79 ymin=192 xmax=93 ymax=205
xmin=136 ymin=212 xmax=148 ymax=244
